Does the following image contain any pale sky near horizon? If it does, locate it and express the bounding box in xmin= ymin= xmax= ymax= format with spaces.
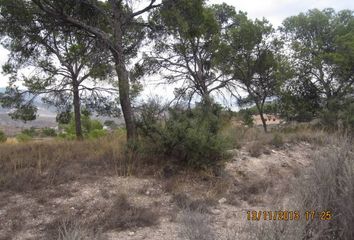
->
xmin=0 ymin=0 xmax=353 ymax=106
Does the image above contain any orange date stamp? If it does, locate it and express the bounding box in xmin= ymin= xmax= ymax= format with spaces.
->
xmin=247 ymin=210 xmax=332 ymax=221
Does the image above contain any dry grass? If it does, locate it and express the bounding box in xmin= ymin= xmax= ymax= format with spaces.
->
xmin=161 ymin=168 xmax=234 ymax=208
xmin=238 ymin=134 xmax=354 ymax=240
xmin=228 ymin=124 xmax=329 ymax=158
xmin=57 ymin=219 xmax=106 ymax=240
xmin=0 ymin=131 xmax=159 ymax=192
xmin=291 ymin=135 xmax=354 ymax=239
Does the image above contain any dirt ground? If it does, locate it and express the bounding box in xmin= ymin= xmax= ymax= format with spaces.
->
xmin=0 ymin=142 xmax=313 ymax=240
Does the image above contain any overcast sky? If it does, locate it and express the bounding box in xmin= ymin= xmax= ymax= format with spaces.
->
xmin=1 ymin=0 xmax=353 ymax=99
xmin=211 ymin=0 xmax=354 ymax=27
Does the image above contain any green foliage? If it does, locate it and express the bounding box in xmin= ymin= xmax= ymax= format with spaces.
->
xmin=0 ymin=130 xmax=7 ymax=143
xmin=59 ymin=112 xmax=106 ymax=139
xmin=320 ymin=99 xmax=354 ymax=132
xmin=138 ymin=102 xmax=229 ymax=169
xmin=88 ymin=129 xmax=108 ymax=139
xmin=41 ymin=127 xmax=57 ymax=137
xmin=239 ymin=109 xmax=254 ymax=127
xmin=145 ymin=1 xmax=243 ymax=103
xmin=21 ymin=127 xmax=38 ymax=137
xmin=56 ymin=111 xmax=71 ymax=124
xmin=223 ymin=16 xmax=285 ymax=132
xmin=281 ymin=9 xmax=354 ymax=124
xmin=16 ymin=133 xmax=32 ymax=142
xmin=341 ymin=102 xmax=354 ymax=132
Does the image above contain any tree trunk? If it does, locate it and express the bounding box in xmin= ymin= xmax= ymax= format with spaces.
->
xmin=259 ymin=111 xmax=268 ymax=133
xmin=255 ymin=101 xmax=268 ymax=133
xmin=114 ymin=60 xmax=137 ymax=142
xmin=73 ymin=84 xmax=83 ymax=140
xmin=110 ymin=2 xmax=137 ymax=143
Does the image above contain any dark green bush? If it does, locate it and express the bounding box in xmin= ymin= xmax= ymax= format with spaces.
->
xmin=41 ymin=127 xmax=57 ymax=137
xmin=0 ymin=130 xmax=7 ymax=143
xmin=137 ymin=102 xmax=229 ymax=169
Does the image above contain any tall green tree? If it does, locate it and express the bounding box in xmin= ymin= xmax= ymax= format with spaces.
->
xmin=143 ymin=1 xmax=241 ymax=107
xmin=27 ymin=0 xmax=160 ymax=142
xmin=281 ymin=9 xmax=354 ymax=116
xmin=223 ymin=17 xmax=284 ymax=132
xmin=0 ymin=1 xmax=118 ymax=139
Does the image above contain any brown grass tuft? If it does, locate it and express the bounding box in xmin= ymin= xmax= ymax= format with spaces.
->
xmin=100 ymin=193 xmax=159 ymax=231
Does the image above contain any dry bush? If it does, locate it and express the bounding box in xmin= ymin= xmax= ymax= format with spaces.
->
xmin=101 ymin=193 xmax=159 ymax=231
xmin=43 ymin=218 xmax=106 ymax=240
xmin=291 ymin=135 xmax=354 ymax=239
xmin=57 ymin=220 xmax=106 ymax=240
xmin=240 ymin=135 xmax=354 ymax=240
xmin=271 ymin=133 xmax=284 ymax=148
xmin=247 ymin=141 xmax=263 ymax=157
xmin=172 ymin=193 xmax=216 ymax=213
xmin=241 ymin=220 xmax=306 ymax=240
xmin=221 ymin=125 xmax=244 ymax=150
xmin=178 ymin=209 xmax=216 ymax=240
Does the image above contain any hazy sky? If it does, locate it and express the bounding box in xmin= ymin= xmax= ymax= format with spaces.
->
xmin=0 ymin=0 xmax=353 ymax=94
xmin=211 ymin=0 xmax=354 ymax=27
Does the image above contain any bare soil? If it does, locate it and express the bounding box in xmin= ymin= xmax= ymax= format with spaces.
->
xmin=0 ymin=142 xmax=313 ymax=240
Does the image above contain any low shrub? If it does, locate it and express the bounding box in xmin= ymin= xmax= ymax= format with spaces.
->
xmin=271 ymin=133 xmax=284 ymax=148
xmin=102 ymin=194 xmax=159 ymax=230
xmin=172 ymin=193 xmax=216 ymax=213
xmin=247 ymin=141 xmax=263 ymax=157
xmin=137 ymin=101 xmax=229 ymax=169
xmin=88 ymin=129 xmax=107 ymax=139
xmin=21 ymin=127 xmax=38 ymax=137
xmin=16 ymin=133 xmax=32 ymax=142
xmin=179 ymin=209 xmax=216 ymax=240
xmin=59 ymin=111 xmax=105 ymax=139
xmin=41 ymin=127 xmax=57 ymax=137
xmin=0 ymin=130 xmax=7 ymax=143
xmin=240 ymin=109 xmax=254 ymax=127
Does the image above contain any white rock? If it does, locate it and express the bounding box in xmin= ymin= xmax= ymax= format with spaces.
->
xmin=218 ymin=198 xmax=227 ymax=204
xmin=211 ymin=209 xmax=222 ymax=215
xmin=128 ymin=231 xmax=135 ymax=236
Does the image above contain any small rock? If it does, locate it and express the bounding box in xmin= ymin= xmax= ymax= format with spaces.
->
xmin=145 ymin=190 xmax=150 ymax=195
xmin=218 ymin=198 xmax=227 ymax=204
xmin=128 ymin=231 xmax=135 ymax=236
xmin=211 ymin=209 xmax=222 ymax=215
